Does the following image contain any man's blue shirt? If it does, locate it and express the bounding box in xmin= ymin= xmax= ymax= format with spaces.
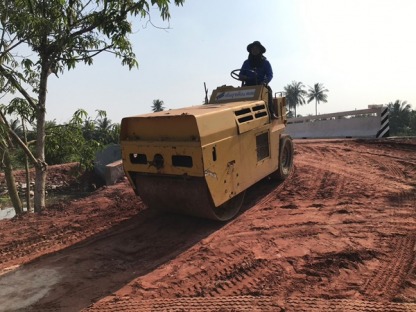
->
xmin=240 ymin=58 xmax=273 ymax=86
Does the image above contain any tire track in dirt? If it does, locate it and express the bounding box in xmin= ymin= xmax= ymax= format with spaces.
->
xmin=295 ymin=156 xmax=409 ymax=196
xmin=360 ymin=235 xmax=416 ymax=301
xmin=0 ymin=226 xmax=94 ymax=270
xmin=388 ymin=188 xmax=416 ymax=208
xmin=2 ymin=139 xmax=415 ymax=312
xmin=84 ymin=139 xmax=415 ymax=311
xmin=84 ymin=295 xmax=284 ymax=312
xmin=289 ymin=146 xmax=364 ymax=206
xmin=359 ymin=153 xmax=408 ymax=183
xmin=313 ymin=171 xmax=347 ymax=201
xmin=262 ymin=162 xmax=345 ymax=207
xmin=79 ymin=140 xmax=414 ymax=312
xmin=128 ymin=246 xmax=286 ymax=300
xmin=242 ymin=223 xmax=322 ymax=239
xmin=285 ymin=297 xmax=416 ymax=312
xmin=83 ymin=296 xmax=416 ymax=312
xmin=295 ymin=141 xmax=414 ymax=195
xmin=2 ymin=211 xmax=223 ymax=312
xmin=0 ymin=187 xmax=144 ymax=274
xmin=185 ymin=256 xmax=271 ymax=297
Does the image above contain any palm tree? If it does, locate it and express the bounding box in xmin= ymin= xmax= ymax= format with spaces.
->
xmin=387 ymin=100 xmax=412 ymax=135
xmin=307 ymin=83 xmax=329 ymax=116
xmin=95 ymin=117 xmax=113 ymax=144
xmin=284 ymin=81 xmax=307 ymax=117
xmin=152 ymin=99 xmax=165 ymax=112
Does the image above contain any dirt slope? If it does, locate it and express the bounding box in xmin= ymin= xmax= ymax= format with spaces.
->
xmin=0 ymin=138 xmax=415 ymax=312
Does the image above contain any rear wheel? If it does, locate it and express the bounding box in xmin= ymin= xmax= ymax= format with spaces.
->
xmin=271 ymin=135 xmax=294 ymax=181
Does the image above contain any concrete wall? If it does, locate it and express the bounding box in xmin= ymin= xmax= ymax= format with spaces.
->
xmin=285 ymin=107 xmax=389 ymax=139
xmin=94 ymin=144 xmax=122 ymax=183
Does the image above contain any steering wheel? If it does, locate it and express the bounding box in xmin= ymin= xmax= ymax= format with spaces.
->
xmin=230 ymin=69 xmax=257 ymax=82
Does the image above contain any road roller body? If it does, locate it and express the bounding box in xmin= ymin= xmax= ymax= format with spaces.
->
xmin=120 ymin=75 xmax=293 ymax=221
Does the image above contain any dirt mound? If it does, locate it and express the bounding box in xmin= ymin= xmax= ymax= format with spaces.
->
xmin=0 ymin=138 xmax=415 ymax=312
xmin=0 ymin=162 xmax=103 ymax=194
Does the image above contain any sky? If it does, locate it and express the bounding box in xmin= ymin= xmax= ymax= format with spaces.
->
xmin=45 ymin=0 xmax=416 ymax=124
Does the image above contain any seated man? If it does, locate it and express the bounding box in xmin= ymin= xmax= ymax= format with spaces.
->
xmin=240 ymin=41 xmax=277 ymax=119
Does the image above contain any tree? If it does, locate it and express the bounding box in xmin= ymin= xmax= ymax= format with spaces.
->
xmin=307 ymin=83 xmax=329 ymax=116
xmin=0 ymin=98 xmax=37 ymax=215
xmin=152 ymin=99 xmax=165 ymax=112
xmin=0 ymin=28 xmax=37 ymax=215
xmin=94 ymin=111 xmax=120 ymax=145
xmin=0 ymin=113 xmax=23 ymax=215
xmin=44 ymin=109 xmax=119 ymax=171
xmin=387 ymin=100 xmax=413 ymax=135
xmin=81 ymin=110 xmax=116 ymax=145
xmin=284 ymin=81 xmax=307 ymax=117
xmin=0 ymin=0 xmax=184 ymax=212
xmin=410 ymin=110 xmax=416 ymax=135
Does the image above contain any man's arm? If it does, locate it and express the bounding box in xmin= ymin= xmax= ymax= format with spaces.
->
xmin=239 ymin=60 xmax=250 ymax=80
xmin=264 ymin=60 xmax=273 ymax=84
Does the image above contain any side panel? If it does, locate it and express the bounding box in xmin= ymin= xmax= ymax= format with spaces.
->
xmin=202 ymin=123 xmax=284 ymax=207
xmin=202 ymin=136 xmax=242 ymax=207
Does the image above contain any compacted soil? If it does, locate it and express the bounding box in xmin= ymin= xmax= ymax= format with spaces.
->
xmin=0 ymin=138 xmax=415 ymax=312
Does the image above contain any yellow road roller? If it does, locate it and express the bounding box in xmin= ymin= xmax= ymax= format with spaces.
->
xmin=120 ymin=70 xmax=294 ymax=221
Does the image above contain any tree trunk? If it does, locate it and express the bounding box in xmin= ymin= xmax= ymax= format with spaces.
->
xmin=33 ymin=113 xmax=47 ymax=213
xmin=33 ymin=61 xmax=49 ymax=213
xmin=22 ymin=119 xmax=32 ymax=213
xmin=2 ymin=147 xmax=23 ymax=215
xmin=25 ymin=156 xmax=32 ymax=212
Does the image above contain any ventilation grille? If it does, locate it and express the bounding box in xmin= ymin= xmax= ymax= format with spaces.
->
xmin=256 ymin=132 xmax=270 ymax=161
xmin=234 ymin=104 xmax=268 ymax=124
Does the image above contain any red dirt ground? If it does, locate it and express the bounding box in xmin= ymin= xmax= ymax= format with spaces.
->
xmin=0 ymin=138 xmax=415 ymax=312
